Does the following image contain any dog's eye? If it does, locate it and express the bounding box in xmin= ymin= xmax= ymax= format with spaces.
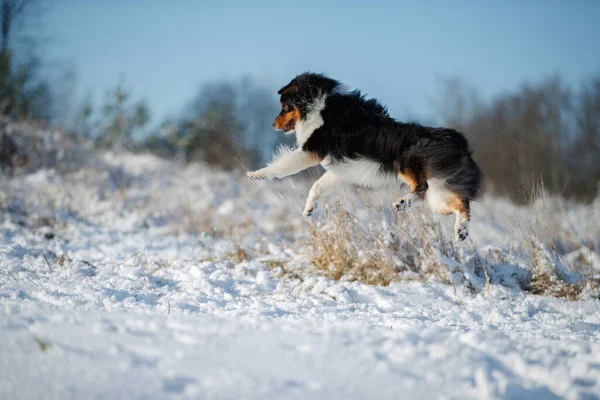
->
xmin=282 ymin=104 xmax=288 ymax=112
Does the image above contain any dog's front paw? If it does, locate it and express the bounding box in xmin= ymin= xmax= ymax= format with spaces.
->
xmin=393 ymin=195 xmax=413 ymax=213
xmin=303 ymin=203 xmax=316 ymax=217
xmin=247 ymin=169 xmax=274 ymax=181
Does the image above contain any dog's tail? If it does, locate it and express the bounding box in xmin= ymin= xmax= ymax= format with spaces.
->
xmin=416 ymin=129 xmax=484 ymax=201
xmin=444 ymin=155 xmax=484 ymax=200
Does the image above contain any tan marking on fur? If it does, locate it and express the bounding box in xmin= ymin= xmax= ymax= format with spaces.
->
xmin=398 ymin=169 xmax=428 ymax=192
xmin=440 ymin=195 xmax=470 ymax=218
xmin=398 ymin=172 xmax=418 ymax=193
xmin=274 ymin=106 xmax=301 ymax=131
xmin=306 ymin=151 xmax=324 ymax=163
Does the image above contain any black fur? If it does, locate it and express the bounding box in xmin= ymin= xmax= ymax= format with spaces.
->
xmin=279 ymin=72 xmax=484 ymax=201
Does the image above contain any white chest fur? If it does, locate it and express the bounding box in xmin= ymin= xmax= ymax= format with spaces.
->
xmin=295 ymin=95 xmax=326 ymax=147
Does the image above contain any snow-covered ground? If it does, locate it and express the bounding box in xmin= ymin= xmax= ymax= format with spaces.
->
xmin=1 ymin=134 xmax=600 ymax=399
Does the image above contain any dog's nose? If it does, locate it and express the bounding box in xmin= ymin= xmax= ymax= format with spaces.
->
xmin=272 ymin=121 xmax=275 ymax=127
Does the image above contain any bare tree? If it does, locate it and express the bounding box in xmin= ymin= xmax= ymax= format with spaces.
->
xmin=571 ymin=76 xmax=600 ymax=197
xmin=166 ymin=76 xmax=289 ymax=169
xmin=436 ymin=74 xmax=598 ymax=202
xmin=0 ymin=0 xmax=50 ymax=120
xmin=1 ymin=0 xmax=29 ymax=53
xmin=95 ymin=79 xmax=149 ymax=150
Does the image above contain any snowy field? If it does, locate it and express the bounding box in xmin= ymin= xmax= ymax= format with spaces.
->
xmin=1 ymin=124 xmax=600 ymax=399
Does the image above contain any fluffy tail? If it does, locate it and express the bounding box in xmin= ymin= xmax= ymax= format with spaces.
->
xmin=445 ymin=155 xmax=484 ymax=200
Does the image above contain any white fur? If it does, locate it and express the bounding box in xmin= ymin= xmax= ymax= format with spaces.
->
xmin=322 ymin=156 xmax=399 ymax=188
xmin=248 ymin=147 xmax=319 ymax=180
xmin=294 ymin=94 xmax=326 ymax=146
xmin=426 ymin=178 xmax=455 ymax=214
xmin=320 ymin=158 xmax=459 ymax=216
xmin=268 ymin=145 xmax=295 ymax=166
xmin=266 ymin=148 xmax=318 ymax=179
xmin=303 ymin=171 xmax=340 ymax=216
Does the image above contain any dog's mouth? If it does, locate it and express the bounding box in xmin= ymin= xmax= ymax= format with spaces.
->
xmin=283 ymin=119 xmax=295 ymax=133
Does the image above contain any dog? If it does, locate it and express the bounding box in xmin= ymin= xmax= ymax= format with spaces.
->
xmin=247 ymin=73 xmax=483 ymax=241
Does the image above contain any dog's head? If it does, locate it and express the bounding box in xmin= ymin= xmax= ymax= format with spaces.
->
xmin=273 ymin=73 xmax=340 ymax=134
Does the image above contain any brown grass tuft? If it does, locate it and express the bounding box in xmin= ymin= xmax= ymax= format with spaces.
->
xmin=528 ymin=270 xmax=583 ymax=300
xmin=307 ymin=197 xmax=471 ymax=286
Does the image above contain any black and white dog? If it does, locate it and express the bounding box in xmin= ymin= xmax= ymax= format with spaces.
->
xmin=248 ymin=73 xmax=483 ymax=241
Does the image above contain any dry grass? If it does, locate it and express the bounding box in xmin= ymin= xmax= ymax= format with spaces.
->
xmin=520 ymin=205 xmax=598 ymax=299
xmin=306 ymin=185 xmax=599 ymax=300
xmin=307 ymin=195 xmax=482 ymax=287
xmin=528 ymin=271 xmax=583 ymax=300
xmin=228 ymin=245 xmax=249 ymax=264
xmin=510 ymin=184 xmax=586 ymax=299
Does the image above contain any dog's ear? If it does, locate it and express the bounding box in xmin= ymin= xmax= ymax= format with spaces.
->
xmin=277 ymin=82 xmax=298 ymax=95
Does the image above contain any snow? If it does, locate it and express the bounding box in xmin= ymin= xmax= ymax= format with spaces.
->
xmin=1 ymin=147 xmax=600 ymax=399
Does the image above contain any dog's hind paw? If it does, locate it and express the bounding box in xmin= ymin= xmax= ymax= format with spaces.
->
xmin=393 ymin=195 xmax=413 ymax=213
xmin=456 ymin=225 xmax=469 ymax=241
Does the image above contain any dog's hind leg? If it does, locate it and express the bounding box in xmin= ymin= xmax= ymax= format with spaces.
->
xmin=453 ymin=198 xmax=471 ymax=241
xmin=434 ymin=194 xmax=471 ymax=241
xmin=424 ymin=179 xmax=471 ymax=241
xmin=393 ymin=164 xmax=429 ymax=213
xmin=303 ymin=171 xmax=341 ymax=217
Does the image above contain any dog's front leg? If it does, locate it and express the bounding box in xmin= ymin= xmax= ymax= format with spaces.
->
xmin=247 ymin=149 xmax=320 ymax=181
xmin=303 ymin=171 xmax=341 ymax=217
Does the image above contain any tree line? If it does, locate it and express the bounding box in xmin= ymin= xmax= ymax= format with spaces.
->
xmin=436 ymin=75 xmax=600 ymax=202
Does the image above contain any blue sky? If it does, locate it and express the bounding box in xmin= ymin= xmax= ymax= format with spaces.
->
xmin=45 ymin=0 xmax=600 ymax=126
